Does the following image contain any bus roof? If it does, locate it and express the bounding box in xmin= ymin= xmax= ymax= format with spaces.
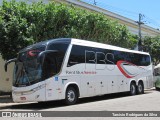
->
xmin=19 ymin=38 xmax=149 ymax=55
xmin=71 ymin=38 xmax=150 ymax=55
xmin=19 ymin=38 xmax=71 ymax=53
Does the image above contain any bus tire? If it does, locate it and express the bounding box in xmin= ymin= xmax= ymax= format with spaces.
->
xmin=156 ymin=87 xmax=160 ymax=91
xmin=130 ymin=82 xmax=136 ymax=96
xmin=65 ymin=87 xmax=78 ymax=105
xmin=137 ymin=81 xmax=144 ymax=94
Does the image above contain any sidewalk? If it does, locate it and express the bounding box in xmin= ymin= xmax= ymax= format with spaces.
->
xmin=0 ymin=95 xmax=12 ymax=103
xmin=0 ymin=95 xmax=15 ymax=109
xmin=0 ymin=95 xmax=35 ymax=109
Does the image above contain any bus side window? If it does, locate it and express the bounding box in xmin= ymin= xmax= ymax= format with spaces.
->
xmin=67 ymin=45 xmax=85 ymax=67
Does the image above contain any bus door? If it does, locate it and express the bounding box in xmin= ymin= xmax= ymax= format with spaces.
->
xmin=43 ymin=52 xmax=61 ymax=101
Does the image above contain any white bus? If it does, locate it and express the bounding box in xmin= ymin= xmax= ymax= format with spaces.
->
xmin=5 ymin=38 xmax=153 ymax=105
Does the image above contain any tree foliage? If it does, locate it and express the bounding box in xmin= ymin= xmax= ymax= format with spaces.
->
xmin=0 ymin=0 xmax=137 ymax=60
xmin=143 ymin=36 xmax=160 ymax=65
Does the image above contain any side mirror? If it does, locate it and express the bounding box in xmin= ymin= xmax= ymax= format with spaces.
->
xmin=4 ymin=58 xmax=17 ymax=72
xmin=37 ymin=50 xmax=58 ymax=64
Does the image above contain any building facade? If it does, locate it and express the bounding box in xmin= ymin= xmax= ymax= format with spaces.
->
xmin=55 ymin=0 xmax=160 ymax=37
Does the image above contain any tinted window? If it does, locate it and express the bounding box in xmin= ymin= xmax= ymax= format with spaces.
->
xmin=42 ymin=43 xmax=69 ymax=79
xmin=96 ymin=52 xmax=106 ymax=64
xmin=67 ymin=45 xmax=150 ymax=67
xmin=133 ymin=53 xmax=150 ymax=66
xmin=48 ymin=43 xmax=69 ymax=52
xmin=48 ymin=43 xmax=69 ymax=71
xmin=67 ymin=45 xmax=85 ymax=67
xmin=114 ymin=50 xmax=150 ymax=66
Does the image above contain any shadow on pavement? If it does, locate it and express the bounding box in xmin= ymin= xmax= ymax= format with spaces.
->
xmin=0 ymin=90 xmax=154 ymax=111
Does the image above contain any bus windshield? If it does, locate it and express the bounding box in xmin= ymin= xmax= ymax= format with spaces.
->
xmin=13 ymin=43 xmax=69 ymax=87
xmin=13 ymin=47 xmax=45 ymax=87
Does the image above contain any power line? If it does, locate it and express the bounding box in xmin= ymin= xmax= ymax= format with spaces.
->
xmin=81 ymin=0 xmax=138 ymax=17
xmin=81 ymin=0 xmax=160 ymax=29
xmin=143 ymin=15 xmax=160 ymax=29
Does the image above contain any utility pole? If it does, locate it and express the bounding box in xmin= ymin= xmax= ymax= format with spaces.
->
xmin=136 ymin=13 xmax=144 ymax=51
xmin=93 ymin=0 xmax=97 ymax=5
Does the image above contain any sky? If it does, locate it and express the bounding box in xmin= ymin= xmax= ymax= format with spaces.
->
xmin=82 ymin=0 xmax=160 ymax=29
xmin=0 ymin=0 xmax=159 ymax=29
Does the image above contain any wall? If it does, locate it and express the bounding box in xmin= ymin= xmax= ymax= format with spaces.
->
xmin=0 ymin=55 xmax=14 ymax=94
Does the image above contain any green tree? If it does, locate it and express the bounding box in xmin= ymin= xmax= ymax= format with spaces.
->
xmin=143 ymin=36 xmax=160 ymax=65
xmin=0 ymin=0 xmax=137 ymax=60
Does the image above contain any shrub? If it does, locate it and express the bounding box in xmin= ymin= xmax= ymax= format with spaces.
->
xmin=0 ymin=0 xmax=137 ymax=60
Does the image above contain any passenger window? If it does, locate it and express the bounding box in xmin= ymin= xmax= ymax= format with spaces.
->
xmin=67 ymin=45 xmax=85 ymax=67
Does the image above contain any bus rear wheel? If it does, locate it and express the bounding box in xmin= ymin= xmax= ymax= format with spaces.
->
xmin=65 ymin=87 xmax=78 ymax=105
xmin=130 ymin=82 xmax=136 ymax=95
xmin=137 ymin=82 xmax=144 ymax=94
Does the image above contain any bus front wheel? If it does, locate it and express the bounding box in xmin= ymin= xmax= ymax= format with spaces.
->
xmin=65 ymin=87 xmax=78 ymax=105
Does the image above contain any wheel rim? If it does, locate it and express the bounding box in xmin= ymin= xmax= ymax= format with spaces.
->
xmin=131 ymin=84 xmax=136 ymax=94
xmin=138 ymin=84 xmax=142 ymax=93
xmin=67 ymin=90 xmax=75 ymax=102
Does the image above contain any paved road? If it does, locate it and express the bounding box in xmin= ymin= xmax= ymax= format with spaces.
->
xmin=1 ymin=89 xmax=160 ymax=111
xmin=0 ymin=89 xmax=160 ymax=120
